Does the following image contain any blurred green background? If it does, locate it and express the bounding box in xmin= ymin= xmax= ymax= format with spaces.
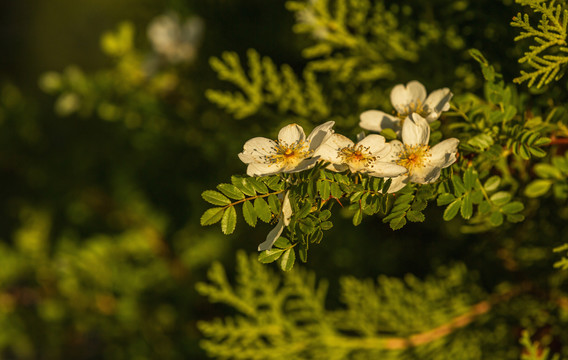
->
xmin=0 ymin=1 xmax=309 ymax=358
xmin=0 ymin=0 xmax=544 ymax=358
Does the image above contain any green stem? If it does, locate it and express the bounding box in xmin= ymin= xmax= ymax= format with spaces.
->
xmin=223 ymin=190 xmax=284 ymax=209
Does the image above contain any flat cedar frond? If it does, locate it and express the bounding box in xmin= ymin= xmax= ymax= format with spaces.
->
xmin=512 ymin=0 xmax=568 ymax=87
xmin=206 ymin=49 xmax=330 ymax=119
xmin=198 ymin=253 xmax=563 ymax=359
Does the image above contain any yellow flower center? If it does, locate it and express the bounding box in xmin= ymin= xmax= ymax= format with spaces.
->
xmin=339 ymin=145 xmax=376 ymax=171
xmin=396 ymin=144 xmax=431 ymax=174
xmin=267 ymin=140 xmax=311 ymax=168
xmin=396 ymin=99 xmax=429 ymax=120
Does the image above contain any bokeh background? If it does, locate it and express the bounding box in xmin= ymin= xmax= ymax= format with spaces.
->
xmin=0 ymin=0 xmax=534 ymax=358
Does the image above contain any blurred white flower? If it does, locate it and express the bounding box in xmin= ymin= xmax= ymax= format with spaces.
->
xmin=238 ymin=121 xmax=335 ymax=177
xmin=314 ymin=133 xmax=407 ymax=177
xmin=258 ymin=192 xmax=292 ymax=251
xmin=360 ymin=80 xmax=453 ymax=134
xmin=147 ymin=13 xmax=204 ymax=64
xmin=381 ymin=113 xmax=459 ymax=192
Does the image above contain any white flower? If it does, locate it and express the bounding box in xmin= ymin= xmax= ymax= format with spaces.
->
xmin=147 ymin=14 xmax=204 ymax=64
xmin=238 ymin=121 xmax=335 ymax=177
xmin=359 ymin=80 xmax=453 ymax=134
xmin=314 ymin=134 xmax=407 ymax=177
xmin=258 ymin=192 xmax=292 ymax=251
xmin=382 ymin=113 xmax=459 ymax=193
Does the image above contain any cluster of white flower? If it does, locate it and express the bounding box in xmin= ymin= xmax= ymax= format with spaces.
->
xmin=238 ymin=81 xmax=459 ymax=250
xmin=147 ymin=13 xmax=204 ymax=64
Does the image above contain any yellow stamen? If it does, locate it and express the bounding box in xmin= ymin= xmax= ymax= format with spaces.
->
xmin=265 ymin=140 xmax=311 ymax=168
xmin=340 ymin=145 xmax=376 ymax=171
xmin=396 ymin=144 xmax=431 ymax=174
xmin=396 ymin=99 xmax=429 ymax=120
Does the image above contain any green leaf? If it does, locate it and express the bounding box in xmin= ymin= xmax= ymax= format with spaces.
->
xmin=502 ymin=105 xmax=516 ymax=121
xmin=479 ymin=201 xmax=491 ymax=214
xmin=263 ymin=176 xmax=284 ymax=191
xmin=380 ymin=128 xmax=398 ymax=141
xmin=242 ymin=200 xmax=257 ymax=227
xmin=280 ymin=248 xmax=296 ymax=271
xmin=217 ymin=183 xmax=245 ymax=200
xmin=484 ymin=176 xmax=501 ymax=191
xmin=318 ymin=180 xmax=331 ymax=200
xmin=506 ymin=214 xmax=525 ymax=223
xmin=320 ymin=221 xmax=333 ymax=230
xmin=463 ymin=168 xmax=477 ymax=190
xmin=249 ymin=177 xmax=269 ymax=194
xmin=330 ymin=182 xmax=343 ymax=198
xmin=319 ymin=209 xmax=331 ymax=221
xmin=311 ymin=230 xmax=323 ymax=244
xmin=298 ymin=218 xmax=316 ymax=234
xmin=534 ymin=164 xmax=563 ymax=179
xmin=529 ymin=147 xmax=546 ymax=158
xmin=231 ymin=176 xmax=256 ymax=196
xmin=298 ymin=245 xmax=308 ymax=263
xmin=382 ymin=178 xmax=392 ymax=193
xmin=452 ymin=176 xmax=466 ymax=196
xmin=200 ymin=207 xmax=225 ymax=226
xmin=389 ymin=216 xmax=407 ymax=230
xmin=524 ymin=179 xmax=553 ymax=198
xmin=490 ymin=191 xmax=511 ymax=206
xmin=202 ymin=190 xmax=232 ymax=206
xmin=406 ymin=210 xmax=425 ymax=223
xmin=460 ymin=193 xmax=473 ymax=220
xmin=353 ymin=208 xmax=363 ymax=226
xmin=273 ymin=236 xmax=291 ymax=248
xmin=443 ymin=199 xmax=462 ymax=221
xmin=267 ymin=194 xmax=280 ymax=214
xmin=467 ymin=133 xmax=494 ymax=150
xmin=411 ymin=199 xmax=427 ymax=212
xmin=297 ymin=201 xmax=312 ymax=219
xmin=471 ymin=190 xmax=484 ymax=204
xmin=254 ymin=197 xmax=272 ymax=222
xmin=501 ymin=201 xmax=524 ymax=214
xmin=258 ymin=248 xmax=285 ymax=263
xmin=489 ymin=211 xmax=503 ymax=226
xmin=437 ymin=193 xmax=456 ymax=206
xmin=221 ymin=207 xmax=237 ymax=234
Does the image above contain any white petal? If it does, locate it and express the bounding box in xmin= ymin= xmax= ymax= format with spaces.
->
xmin=359 ymin=110 xmax=401 ymax=133
xmin=424 ymin=88 xmax=453 ymax=122
xmin=368 ymin=162 xmax=408 ymax=177
xmin=381 ymin=140 xmax=404 ymax=163
xmin=258 ymin=220 xmax=285 ymax=251
xmin=246 ymin=162 xmax=281 ymax=177
xmin=313 ymin=134 xmax=353 ymax=163
xmin=241 ymin=137 xmax=278 ymax=162
xmin=307 ymin=121 xmax=335 ymax=150
xmin=282 ymin=192 xmax=292 ymax=226
xmin=385 ymin=175 xmax=408 ymax=193
xmin=429 ymin=138 xmax=459 ymax=168
xmin=326 ymin=163 xmax=349 ymax=172
xmin=285 ymin=158 xmax=319 ymax=173
xmin=391 ymin=81 xmax=427 ymax=114
xmin=357 ymin=134 xmax=389 ymax=158
xmin=402 ymin=113 xmax=430 ymax=146
xmin=238 ymin=152 xmax=254 ymax=164
xmin=278 ymin=124 xmax=306 ymax=145
xmin=410 ymin=166 xmax=442 ymax=184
